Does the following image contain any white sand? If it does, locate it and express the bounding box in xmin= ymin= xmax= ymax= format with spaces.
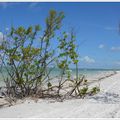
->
xmin=0 ymin=71 xmax=120 ymax=118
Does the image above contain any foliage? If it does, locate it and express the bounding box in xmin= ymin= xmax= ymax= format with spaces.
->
xmin=0 ymin=10 xmax=64 ymax=98
xmin=79 ymin=87 xmax=88 ymax=97
xmin=0 ymin=10 xmax=100 ymax=101
xmin=89 ymin=86 xmax=100 ymax=95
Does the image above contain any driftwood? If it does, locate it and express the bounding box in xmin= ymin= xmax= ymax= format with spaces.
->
xmin=0 ymin=98 xmax=10 ymax=108
xmin=69 ymin=76 xmax=85 ymax=95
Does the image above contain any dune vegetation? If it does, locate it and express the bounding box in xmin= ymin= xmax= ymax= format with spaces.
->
xmin=0 ymin=10 xmax=100 ymax=104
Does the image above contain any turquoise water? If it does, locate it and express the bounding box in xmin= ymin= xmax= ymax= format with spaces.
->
xmin=0 ymin=68 xmax=117 ymax=87
xmin=50 ymin=68 xmax=117 ymax=77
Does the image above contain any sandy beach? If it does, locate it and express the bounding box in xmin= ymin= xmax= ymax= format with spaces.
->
xmin=1 ymin=2 xmax=120 ymax=119
xmin=0 ymin=71 xmax=120 ymax=118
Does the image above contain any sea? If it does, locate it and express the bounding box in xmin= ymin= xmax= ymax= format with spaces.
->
xmin=0 ymin=68 xmax=118 ymax=87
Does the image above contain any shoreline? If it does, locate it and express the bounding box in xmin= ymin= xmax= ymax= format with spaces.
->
xmin=0 ymin=71 xmax=120 ymax=117
xmin=0 ymin=71 xmax=118 ymax=107
xmin=87 ymin=70 xmax=117 ymax=85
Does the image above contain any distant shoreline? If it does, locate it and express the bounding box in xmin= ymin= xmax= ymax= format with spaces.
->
xmin=87 ymin=70 xmax=117 ymax=85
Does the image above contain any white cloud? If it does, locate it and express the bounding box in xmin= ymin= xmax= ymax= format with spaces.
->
xmin=111 ymin=46 xmax=120 ymax=51
xmin=81 ymin=56 xmax=95 ymax=64
xmin=5 ymin=27 xmax=9 ymax=31
xmin=112 ymin=60 xmax=120 ymax=66
xmin=0 ymin=3 xmax=20 ymax=9
xmin=29 ymin=3 xmax=38 ymax=8
xmin=104 ymin=27 xmax=118 ymax=31
xmin=114 ymin=61 xmax=120 ymax=65
xmin=99 ymin=44 xmax=104 ymax=49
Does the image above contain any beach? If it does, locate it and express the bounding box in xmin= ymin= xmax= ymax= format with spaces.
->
xmin=0 ymin=2 xmax=120 ymax=119
xmin=0 ymin=71 xmax=120 ymax=118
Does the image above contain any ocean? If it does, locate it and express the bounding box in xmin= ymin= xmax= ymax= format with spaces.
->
xmin=0 ymin=68 xmax=118 ymax=87
xmin=50 ymin=68 xmax=117 ymax=77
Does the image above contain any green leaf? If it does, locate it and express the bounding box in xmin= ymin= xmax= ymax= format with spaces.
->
xmin=35 ymin=25 xmax=41 ymax=31
xmin=47 ymin=82 xmax=52 ymax=88
xmin=26 ymin=26 xmax=33 ymax=34
xmin=73 ymin=60 xmax=79 ymax=64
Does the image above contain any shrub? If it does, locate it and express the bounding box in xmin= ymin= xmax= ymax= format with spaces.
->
xmin=0 ymin=10 xmax=100 ymax=101
xmin=89 ymin=86 xmax=100 ymax=96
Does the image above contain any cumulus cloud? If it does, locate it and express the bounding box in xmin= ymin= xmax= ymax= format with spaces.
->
xmin=81 ymin=56 xmax=95 ymax=64
xmin=111 ymin=46 xmax=120 ymax=51
xmin=99 ymin=44 xmax=104 ymax=49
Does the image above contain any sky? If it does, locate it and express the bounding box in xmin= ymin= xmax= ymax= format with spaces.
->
xmin=0 ymin=2 xmax=120 ymax=69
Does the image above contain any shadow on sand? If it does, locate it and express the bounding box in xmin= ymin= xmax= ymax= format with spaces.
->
xmin=89 ymin=92 xmax=120 ymax=104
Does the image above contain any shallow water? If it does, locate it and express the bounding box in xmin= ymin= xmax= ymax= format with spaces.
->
xmin=50 ymin=68 xmax=116 ymax=79
xmin=0 ymin=68 xmax=117 ymax=87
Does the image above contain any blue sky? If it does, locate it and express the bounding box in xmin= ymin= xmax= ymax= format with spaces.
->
xmin=0 ymin=2 xmax=120 ymax=69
